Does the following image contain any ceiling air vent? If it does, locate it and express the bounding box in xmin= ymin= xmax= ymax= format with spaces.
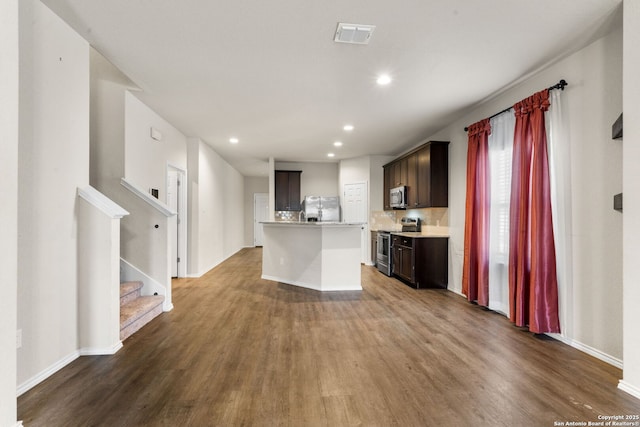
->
xmin=334 ymin=23 xmax=375 ymax=44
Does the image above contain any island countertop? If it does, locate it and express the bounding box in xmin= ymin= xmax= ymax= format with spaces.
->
xmin=261 ymin=221 xmax=364 ymax=226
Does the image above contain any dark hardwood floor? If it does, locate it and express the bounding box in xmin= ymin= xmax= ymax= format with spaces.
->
xmin=18 ymin=248 xmax=640 ymax=426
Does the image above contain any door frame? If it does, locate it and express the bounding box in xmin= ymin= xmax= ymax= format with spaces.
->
xmin=254 ymin=193 xmax=269 ymax=247
xmin=343 ymin=181 xmax=370 ymax=265
xmin=167 ymin=163 xmax=188 ymax=278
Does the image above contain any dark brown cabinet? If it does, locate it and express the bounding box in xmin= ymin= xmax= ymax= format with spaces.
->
xmin=392 ymin=235 xmax=414 ymax=283
xmin=383 ymin=166 xmax=391 ymax=210
xmin=275 ymin=170 xmax=302 ymax=211
xmin=391 ymin=235 xmax=448 ymax=289
xmin=383 ymin=141 xmax=449 ymax=210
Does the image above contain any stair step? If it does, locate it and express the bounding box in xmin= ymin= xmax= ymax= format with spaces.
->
xmin=120 ymin=295 xmax=164 ymax=341
xmin=120 ymin=281 xmax=143 ymax=306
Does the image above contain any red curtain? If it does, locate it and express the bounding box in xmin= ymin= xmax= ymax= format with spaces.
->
xmin=462 ymin=119 xmax=491 ymax=306
xmin=509 ymin=90 xmax=560 ymax=333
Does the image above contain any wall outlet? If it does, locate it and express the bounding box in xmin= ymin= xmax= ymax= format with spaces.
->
xmin=16 ymin=329 xmax=22 ymax=349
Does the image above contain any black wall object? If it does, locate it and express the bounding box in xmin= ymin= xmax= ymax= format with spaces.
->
xmin=612 ymin=113 xmax=623 ymax=139
xmin=614 ymin=193 xmax=623 ymax=212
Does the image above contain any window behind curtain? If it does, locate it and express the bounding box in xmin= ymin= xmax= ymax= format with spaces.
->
xmin=488 ymin=111 xmax=515 ymax=314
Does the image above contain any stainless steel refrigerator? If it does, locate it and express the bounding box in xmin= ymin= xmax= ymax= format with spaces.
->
xmin=301 ymin=196 xmax=340 ymax=222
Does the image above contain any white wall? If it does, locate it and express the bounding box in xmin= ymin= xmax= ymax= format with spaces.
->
xmin=339 ymin=155 xmax=394 ymax=214
xmin=370 ymin=156 xmax=394 ymax=212
xmin=339 ymin=157 xmax=370 ymax=188
xmin=118 ymin=184 xmax=174 ymax=299
xmin=124 ymin=92 xmax=187 ymax=199
xmin=77 ymin=197 xmax=122 ymax=354
xmin=90 ymin=48 xmax=132 ymax=190
xmin=17 ymin=0 xmax=89 ymax=389
xmin=187 ymin=138 xmax=201 ymax=275
xmin=427 ymin=24 xmax=624 ymax=362
xmin=91 ymin=50 xmax=176 ymax=305
xmin=621 ymin=1 xmax=640 ymax=399
xmin=244 ymin=177 xmax=269 ymax=247
xmin=188 ymin=139 xmax=245 ymax=276
xmin=0 ymin=0 xmax=19 ymax=424
xmin=275 ymin=161 xmax=339 ymax=198
xmin=339 ymin=156 xmax=372 ymax=262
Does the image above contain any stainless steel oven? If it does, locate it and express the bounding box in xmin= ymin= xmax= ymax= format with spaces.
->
xmin=376 ymin=231 xmax=392 ymax=276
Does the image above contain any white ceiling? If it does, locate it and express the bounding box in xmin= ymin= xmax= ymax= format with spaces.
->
xmin=41 ymin=0 xmax=621 ymax=177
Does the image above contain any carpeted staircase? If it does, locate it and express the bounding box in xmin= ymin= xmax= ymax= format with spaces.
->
xmin=120 ymin=281 xmax=164 ymax=341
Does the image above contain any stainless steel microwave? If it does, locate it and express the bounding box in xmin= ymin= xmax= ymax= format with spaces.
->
xmin=390 ymin=186 xmax=407 ymax=209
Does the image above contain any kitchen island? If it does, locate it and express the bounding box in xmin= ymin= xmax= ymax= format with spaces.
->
xmin=261 ymin=221 xmax=363 ymax=291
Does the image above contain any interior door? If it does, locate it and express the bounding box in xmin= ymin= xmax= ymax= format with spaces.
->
xmin=343 ymin=182 xmax=368 ymax=263
xmin=254 ymin=193 xmax=269 ymax=247
xmin=167 ymin=170 xmax=179 ymax=277
xmin=167 ymin=166 xmax=187 ymax=278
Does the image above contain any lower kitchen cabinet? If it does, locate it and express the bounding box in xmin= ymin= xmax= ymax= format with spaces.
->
xmin=391 ymin=235 xmax=448 ymax=289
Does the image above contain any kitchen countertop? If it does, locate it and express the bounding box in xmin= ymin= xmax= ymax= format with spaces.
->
xmin=391 ymin=231 xmax=449 ymax=238
xmin=371 ymin=229 xmax=450 ymax=238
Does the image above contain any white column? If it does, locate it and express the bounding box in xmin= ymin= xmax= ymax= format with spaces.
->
xmin=621 ymin=0 xmax=640 ymax=400
xmin=0 ymin=0 xmax=19 ymax=424
xmin=269 ymin=157 xmax=275 ymax=221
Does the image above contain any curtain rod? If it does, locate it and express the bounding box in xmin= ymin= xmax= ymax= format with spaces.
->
xmin=463 ymin=79 xmax=568 ymax=132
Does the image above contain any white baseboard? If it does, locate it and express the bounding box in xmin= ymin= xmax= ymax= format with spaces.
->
xmin=17 ymin=350 xmax=79 ymax=396
xmin=618 ymin=380 xmax=640 ymax=400
xmin=447 ymin=287 xmax=466 ymax=298
xmin=193 ymin=248 xmax=246 ymax=277
xmin=444 ymin=290 xmax=623 ymax=370
xmin=14 ymin=422 xmax=24 ymax=427
xmin=195 ymin=260 xmax=222 ymax=278
xmin=548 ymin=334 xmax=623 ymax=369
xmin=261 ymin=274 xmax=362 ymax=292
xmin=79 ymin=341 xmax=123 ymax=356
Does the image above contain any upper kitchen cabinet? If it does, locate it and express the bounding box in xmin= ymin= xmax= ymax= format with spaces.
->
xmin=415 ymin=141 xmax=449 ymax=208
xmin=389 ymin=157 xmax=408 ymax=188
xmin=383 ymin=166 xmax=391 ymax=210
xmin=383 ymin=157 xmax=409 ymax=210
xmin=275 ymin=170 xmax=302 ymax=211
xmin=384 ymin=141 xmax=449 ymax=210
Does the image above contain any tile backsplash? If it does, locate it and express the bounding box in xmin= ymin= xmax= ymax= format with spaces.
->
xmin=370 ymin=208 xmax=449 ymax=233
xmin=274 ymin=211 xmax=300 ymax=221
xmin=370 ymin=210 xmax=401 ymax=231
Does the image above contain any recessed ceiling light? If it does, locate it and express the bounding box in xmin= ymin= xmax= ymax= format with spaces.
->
xmin=343 ymin=125 xmax=354 ymax=132
xmin=327 ymin=153 xmax=335 ymax=158
xmin=377 ymin=74 xmax=392 ymax=85
xmin=229 ymin=137 xmax=239 ymax=144
xmin=333 ymin=141 xmax=343 ymax=147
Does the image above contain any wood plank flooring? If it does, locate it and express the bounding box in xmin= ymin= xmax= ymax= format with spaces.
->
xmin=18 ymin=248 xmax=640 ymax=426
